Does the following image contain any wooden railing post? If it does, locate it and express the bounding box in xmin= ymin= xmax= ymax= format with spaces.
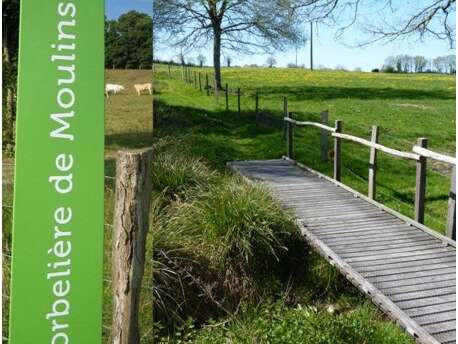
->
xmin=415 ymin=138 xmax=428 ymax=224
xmin=286 ymin=112 xmax=293 ymax=159
xmin=199 ymin=72 xmax=202 ymax=91
xmin=206 ymin=74 xmax=209 ymax=96
xmin=368 ymin=125 xmax=379 ymax=200
xmin=283 ymin=97 xmax=288 ymax=140
xmin=334 ymin=120 xmax=342 ymax=181
xmin=194 ymin=71 xmax=197 ymax=88
xmin=320 ymin=110 xmax=329 ymax=162
xmin=255 ymin=90 xmax=259 ymax=122
xmin=237 ymin=88 xmax=241 ymax=113
xmin=225 ymin=83 xmax=229 ymax=110
xmin=112 ymin=148 xmax=153 ymax=344
xmin=446 ymin=166 xmax=456 ymax=240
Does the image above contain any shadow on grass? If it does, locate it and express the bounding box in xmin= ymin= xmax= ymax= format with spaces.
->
xmin=254 ymin=85 xmax=454 ymax=101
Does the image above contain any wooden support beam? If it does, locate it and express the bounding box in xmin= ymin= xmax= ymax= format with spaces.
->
xmin=225 ymin=83 xmax=229 ymax=110
xmin=334 ymin=120 xmax=342 ymax=181
xmin=237 ymin=88 xmax=241 ymax=113
xmin=447 ymin=166 xmax=456 ymax=240
xmin=320 ymin=110 xmax=329 ymax=162
xmin=286 ymin=112 xmax=294 ymax=159
xmin=368 ymin=125 xmax=379 ymax=200
xmin=415 ymin=138 xmax=428 ymax=224
xmin=112 ymin=148 xmax=153 ymax=344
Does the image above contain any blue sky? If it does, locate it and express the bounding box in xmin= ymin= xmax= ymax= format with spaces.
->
xmin=105 ymin=0 xmax=151 ymax=19
xmin=153 ymin=1 xmax=455 ymax=71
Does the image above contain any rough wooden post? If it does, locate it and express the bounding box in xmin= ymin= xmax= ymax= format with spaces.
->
xmin=199 ymin=73 xmax=202 ymax=91
xmin=320 ymin=110 xmax=329 ymax=162
xmin=415 ymin=138 xmax=428 ymax=224
xmin=255 ymin=90 xmax=259 ymax=122
xmin=237 ymin=88 xmax=241 ymax=113
xmin=334 ymin=120 xmax=342 ymax=181
xmin=225 ymin=83 xmax=229 ymax=110
xmin=206 ymin=74 xmax=210 ymax=96
xmin=286 ymin=112 xmax=293 ymax=159
xmin=446 ymin=166 xmax=456 ymax=240
xmin=283 ymin=97 xmax=288 ymax=140
xmin=112 ymin=148 xmax=153 ymax=344
xmin=194 ymin=71 xmax=197 ymax=88
xmin=368 ymin=125 xmax=379 ymax=200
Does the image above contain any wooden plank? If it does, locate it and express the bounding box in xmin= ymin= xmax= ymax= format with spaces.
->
xmin=338 ymin=242 xmax=446 ymax=259
xmin=405 ymin=302 xmax=456 ymax=317
xmin=329 ymin=233 xmax=432 ymax=249
xmin=330 ymin=236 xmax=434 ymax=253
xmin=374 ymin=274 xmax=456 ymax=290
xmin=432 ymin=330 xmax=456 ymax=343
xmin=396 ymin=294 xmax=455 ymax=310
xmin=315 ymin=222 xmax=414 ymax=236
xmin=321 ymin=231 xmax=432 ymax=247
xmin=381 ymin=279 xmax=455 ymax=296
xmin=302 ymin=210 xmax=384 ymax=223
xmin=291 ymin=202 xmax=376 ymax=213
xmin=349 ymin=251 xmax=456 ymax=268
xmin=424 ymin=320 xmax=456 ymax=334
xmin=307 ymin=215 xmax=401 ymax=228
xmin=352 ymin=252 xmax=456 ymax=271
xmin=316 ymin=226 xmax=419 ymax=241
xmin=414 ymin=310 xmax=456 ymax=326
xmin=345 ymin=247 xmax=453 ymax=264
xmin=363 ymin=265 xmax=456 ymax=281
xmin=389 ymin=286 xmax=456 ymax=303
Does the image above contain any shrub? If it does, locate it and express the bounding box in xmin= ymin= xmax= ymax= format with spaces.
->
xmin=371 ymin=68 xmax=380 ymax=73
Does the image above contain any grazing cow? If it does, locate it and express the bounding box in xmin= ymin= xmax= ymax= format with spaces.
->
xmin=134 ymin=83 xmax=152 ymax=96
xmin=105 ymin=84 xmax=125 ymax=97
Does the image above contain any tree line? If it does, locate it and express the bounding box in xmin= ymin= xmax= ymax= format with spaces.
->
xmin=382 ymin=54 xmax=456 ymax=74
xmin=105 ymin=11 xmax=152 ymax=69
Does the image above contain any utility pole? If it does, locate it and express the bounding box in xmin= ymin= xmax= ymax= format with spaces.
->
xmin=310 ymin=21 xmax=314 ymax=71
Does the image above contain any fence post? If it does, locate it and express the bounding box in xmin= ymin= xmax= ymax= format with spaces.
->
xmin=194 ymin=71 xmax=197 ymax=88
xmin=112 ymin=148 xmax=153 ymax=344
xmin=368 ymin=125 xmax=379 ymax=200
xmin=446 ymin=166 xmax=456 ymax=240
xmin=333 ymin=120 xmax=342 ymax=181
xmin=286 ymin=112 xmax=293 ymax=159
xmin=168 ymin=64 xmax=171 ymax=78
xmin=181 ymin=66 xmax=184 ymax=81
xmin=225 ymin=83 xmax=229 ymax=110
xmin=283 ymin=97 xmax=288 ymax=140
xmin=199 ymin=73 xmax=202 ymax=91
xmin=320 ymin=110 xmax=329 ymax=162
xmin=237 ymin=88 xmax=241 ymax=113
xmin=255 ymin=90 xmax=259 ymax=122
xmin=206 ymin=74 xmax=209 ymax=96
xmin=414 ymin=138 xmax=428 ymax=224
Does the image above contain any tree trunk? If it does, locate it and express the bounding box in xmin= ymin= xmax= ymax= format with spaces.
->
xmin=213 ymin=26 xmax=222 ymax=90
xmin=3 ymin=25 xmax=14 ymax=144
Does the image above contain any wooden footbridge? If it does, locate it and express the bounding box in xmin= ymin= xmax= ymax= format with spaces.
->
xmin=229 ymin=115 xmax=456 ymax=344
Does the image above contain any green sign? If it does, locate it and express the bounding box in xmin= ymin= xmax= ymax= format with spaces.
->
xmin=9 ymin=1 xmax=105 ymax=343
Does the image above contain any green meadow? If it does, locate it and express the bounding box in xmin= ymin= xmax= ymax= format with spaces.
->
xmin=154 ymin=65 xmax=456 ymax=234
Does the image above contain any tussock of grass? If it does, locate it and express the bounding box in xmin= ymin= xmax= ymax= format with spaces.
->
xmin=152 ymin=137 xmax=216 ymax=202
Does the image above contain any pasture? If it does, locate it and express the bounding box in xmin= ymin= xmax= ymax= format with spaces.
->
xmin=154 ymin=65 xmax=456 ymax=234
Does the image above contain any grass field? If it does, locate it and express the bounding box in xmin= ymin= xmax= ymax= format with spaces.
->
xmin=154 ymin=65 xmax=456 ymax=234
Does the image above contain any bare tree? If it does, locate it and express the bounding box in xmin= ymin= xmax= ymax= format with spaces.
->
xmin=294 ymin=0 xmax=455 ymax=48
xmin=446 ymin=54 xmax=456 ymax=73
xmin=154 ymin=0 xmax=305 ymax=89
xmin=197 ymin=53 xmax=207 ymax=67
xmin=266 ymin=56 xmax=277 ymax=68
xmin=414 ymin=55 xmax=427 ymax=72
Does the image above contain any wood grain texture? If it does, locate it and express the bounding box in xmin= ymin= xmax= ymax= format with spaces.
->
xmin=229 ymin=158 xmax=456 ymax=344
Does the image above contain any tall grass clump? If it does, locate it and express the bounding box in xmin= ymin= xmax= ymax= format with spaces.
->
xmin=151 ymin=137 xmax=216 ymax=202
xmin=167 ymin=176 xmax=307 ymax=297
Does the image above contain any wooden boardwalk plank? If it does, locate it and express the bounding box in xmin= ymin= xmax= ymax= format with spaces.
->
xmin=230 ymin=159 xmax=456 ymax=344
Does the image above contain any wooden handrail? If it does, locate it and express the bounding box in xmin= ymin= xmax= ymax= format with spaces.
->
xmin=284 ymin=117 xmax=336 ymax=132
xmin=413 ymin=146 xmax=456 ymax=166
xmin=332 ymin=132 xmax=420 ymax=161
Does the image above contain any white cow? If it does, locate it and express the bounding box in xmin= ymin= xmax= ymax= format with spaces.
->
xmin=105 ymin=83 xmax=125 ymax=97
xmin=134 ymin=83 xmax=152 ymax=96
